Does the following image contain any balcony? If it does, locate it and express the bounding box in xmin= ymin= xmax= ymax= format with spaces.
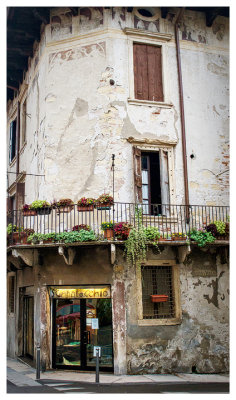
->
xmin=7 ymin=203 xmax=230 ymax=247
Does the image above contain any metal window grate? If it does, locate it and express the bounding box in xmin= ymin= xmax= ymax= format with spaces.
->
xmin=141 ymin=265 xmax=175 ymax=319
xmin=9 ymin=276 xmax=15 ymax=314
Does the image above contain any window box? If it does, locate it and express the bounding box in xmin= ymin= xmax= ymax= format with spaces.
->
xmin=77 ymin=205 xmax=94 ymax=212
xmin=23 ymin=210 xmax=37 ymax=216
xmin=37 ymin=208 xmax=52 ymax=215
xmin=150 ymin=294 xmax=168 ymax=303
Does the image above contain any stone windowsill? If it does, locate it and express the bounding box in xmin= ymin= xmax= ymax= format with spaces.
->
xmin=128 ymin=98 xmax=173 ymax=108
xmin=138 ymin=318 xmax=181 ymax=326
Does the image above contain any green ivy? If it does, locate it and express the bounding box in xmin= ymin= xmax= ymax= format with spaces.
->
xmin=190 ymin=229 xmax=215 ymax=247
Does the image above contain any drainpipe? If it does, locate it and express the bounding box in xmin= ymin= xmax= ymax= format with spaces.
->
xmin=16 ymin=101 xmax=20 ymax=209
xmin=174 ymin=8 xmax=190 ymax=220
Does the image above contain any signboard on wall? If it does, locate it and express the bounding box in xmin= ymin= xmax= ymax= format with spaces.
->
xmin=50 ymin=286 xmax=111 ymax=299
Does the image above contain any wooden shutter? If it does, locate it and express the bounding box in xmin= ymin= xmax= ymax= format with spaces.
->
xmin=147 ymin=45 xmax=163 ymax=102
xmin=16 ymin=182 xmax=25 ymax=210
xmin=160 ymin=149 xmax=170 ymax=215
xmin=134 ymin=44 xmax=149 ymax=100
xmin=134 ymin=44 xmax=163 ymax=102
xmin=133 ymin=146 xmax=142 ymax=203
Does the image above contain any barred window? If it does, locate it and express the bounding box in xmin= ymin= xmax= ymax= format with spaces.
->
xmin=9 ymin=275 xmax=15 ymax=314
xmin=141 ymin=265 xmax=175 ymax=319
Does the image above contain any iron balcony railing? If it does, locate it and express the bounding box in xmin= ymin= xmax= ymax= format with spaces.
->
xmin=7 ymin=203 xmax=230 ymax=245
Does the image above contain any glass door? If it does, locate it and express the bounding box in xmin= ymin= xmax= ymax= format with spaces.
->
xmin=53 ymin=298 xmax=113 ymax=371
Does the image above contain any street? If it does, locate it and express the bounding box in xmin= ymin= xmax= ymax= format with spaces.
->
xmin=7 ymin=379 xmax=229 ymax=394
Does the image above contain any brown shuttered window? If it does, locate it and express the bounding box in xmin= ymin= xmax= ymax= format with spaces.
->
xmin=133 ymin=43 xmax=163 ymax=102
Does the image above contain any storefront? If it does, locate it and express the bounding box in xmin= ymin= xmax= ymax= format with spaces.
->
xmin=50 ymin=285 xmax=113 ymax=371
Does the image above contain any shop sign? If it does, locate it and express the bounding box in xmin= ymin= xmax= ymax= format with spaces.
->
xmin=50 ymin=286 xmax=111 ymax=299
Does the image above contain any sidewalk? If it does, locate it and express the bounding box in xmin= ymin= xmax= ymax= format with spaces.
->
xmin=7 ymin=357 xmax=229 ymax=387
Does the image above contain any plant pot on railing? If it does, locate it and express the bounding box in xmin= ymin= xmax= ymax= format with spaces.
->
xmin=150 ymin=295 xmax=169 ymax=303
xmin=52 ymin=199 xmax=74 ymax=214
xmin=77 ymin=197 xmax=96 ymax=212
xmin=23 ymin=210 xmax=37 ymax=216
xmin=95 ymin=194 xmax=114 ymax=210
xmin=37 ymin=207 xmax=52 ymax=215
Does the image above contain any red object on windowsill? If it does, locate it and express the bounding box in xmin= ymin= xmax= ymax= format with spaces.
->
xmin=150 ymin=295 xmax=169 ymax=303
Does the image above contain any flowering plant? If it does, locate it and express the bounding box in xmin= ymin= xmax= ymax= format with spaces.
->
xmin=52 ymin=198 xmax=73 ymax=207
xmin=22 ymin=204 xmax=31 ymax=211
xmin=72 ymin=224 xmax=90 ymax=231
xmin=171 ymin=232 xmax=187 ymax=239
xmin=23 ymin=228 xmax=35 ymax=235
xmin=114 ymin=222 xmax=132 ymax=240
xmin=77 ymin=197 xmax=96 ymax=206
xmin=101 ymin=221 xmax=114 ymax=230
xmin=30 ymin=200 xmax=51 ymax=210
xmin=96 ymin=194 xmax=113 ymax=205
xmin=7 ymin=224 xmax=23 ymax=234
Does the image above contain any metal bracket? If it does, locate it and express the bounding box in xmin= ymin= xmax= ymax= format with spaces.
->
xmin=58 ymin=246 xmax=76 ymax=265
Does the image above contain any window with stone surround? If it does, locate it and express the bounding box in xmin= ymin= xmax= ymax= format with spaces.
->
xmin=9 ymin=118 xmax=17 ymax=163
xmin=137 ymin=261 xmax=181 ymax=326
xmin=133 ymin=43 xmax=163 ymax=102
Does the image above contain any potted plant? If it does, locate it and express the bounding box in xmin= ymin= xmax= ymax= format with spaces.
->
xmin=21 ymin=228 xmax=35 ymax=244
xmin=159 ymin=233 xmax=171 ymax=241
xmin=22 ymin=204 xmax=37 ymax=216
xmin=101 ymin=221 xmax=114 ymax=240
xmin=72 ymin=224 xmax=90 ymax=231
xmin=52 ymin=198 xmax=74 ymax=213
xmin=171 ymin=232 xmax=187 ymax=241
xmin=30 ymin=200 xmax=52 ymax=215
xmin=77 ymin=197 xmax=96 ymax=212
xmin=95 ymin=194 xmax=114 ymax=210
xmin=190 ymin=229 xmax=215 ymax=247
xmin=7 ymin=224 xmax=23 ymax=244
xmin=114 ymin=222 xmax=132 ymax=240
xmin=150 ymin=294 xmax=169 ymax=303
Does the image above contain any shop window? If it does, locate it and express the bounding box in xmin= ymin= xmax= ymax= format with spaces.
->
xmin=8 ymin=275 xmax=15 ymax=314
xmin=133 ymin=147 xmax=170 ymax=215
xmin=9 ymin=119 xmax=17 ymax=163
xmin=141 ymin=265 xmax=175 ymax=319
xmin=133 ymin=43 xmax=163 ymax=102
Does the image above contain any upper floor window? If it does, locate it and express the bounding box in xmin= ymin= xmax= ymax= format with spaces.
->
xmin=9 ymin=119 xmax=17 ymax=163
xmin=21 ymin=99 xmax=27 ymax=146
xmin=133 ymin=147 xmax=170 ymax=215
xmin=133 ymin=43 xmax=163 ymax=102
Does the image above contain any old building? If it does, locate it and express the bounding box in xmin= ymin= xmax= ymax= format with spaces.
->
xmin=7 ymin=6 xmax=229 ymax=375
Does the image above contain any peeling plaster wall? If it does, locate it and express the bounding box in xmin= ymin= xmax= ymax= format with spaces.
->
xmin=124 ymin=246 xmax=229 ymax=374
xmin=7 ymin=7 xmax=229 ymax=206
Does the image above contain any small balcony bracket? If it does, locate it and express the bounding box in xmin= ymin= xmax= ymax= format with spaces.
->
xmin=58 ymin=246 xmax=76 ymax=266
xmin=110 ymin=243 xmax=116 ymax=265
xmin=177 ymin=244 xmax=191 ymax=263
xmin=11 ymin=248 xmax=37 ymax=267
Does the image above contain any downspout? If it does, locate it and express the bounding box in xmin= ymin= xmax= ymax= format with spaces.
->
xmin=16 ymin=101 xmax=20 ymax=209
xmin=174 ymin=8 xmax=190 ymax=220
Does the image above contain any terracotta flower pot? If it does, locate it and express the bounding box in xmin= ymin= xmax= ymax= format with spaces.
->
xmin=150 ymin=295 xmax=169 ymax=303
xmin=23 ymin=210 xmax=37 ymax=216
xmin=57 ymin=205 xmax=73 ymax=213
xmin=103 ymin=229 xmax=114 ymax=240
xmin=77 ymin=205 xmax=94 ymax=212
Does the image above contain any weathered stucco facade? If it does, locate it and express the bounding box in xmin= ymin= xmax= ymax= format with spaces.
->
xmin=7 ymin=7 xmax=229 ymax=205
xmin=7 ymin=7 xmax=229 ymax=375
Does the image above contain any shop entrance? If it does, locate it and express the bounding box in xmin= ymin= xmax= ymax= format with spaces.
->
xmin=23 ymin=296 xmax=34 ymax=359
xmin=52 ymin=295 xmax=113 ymax=371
